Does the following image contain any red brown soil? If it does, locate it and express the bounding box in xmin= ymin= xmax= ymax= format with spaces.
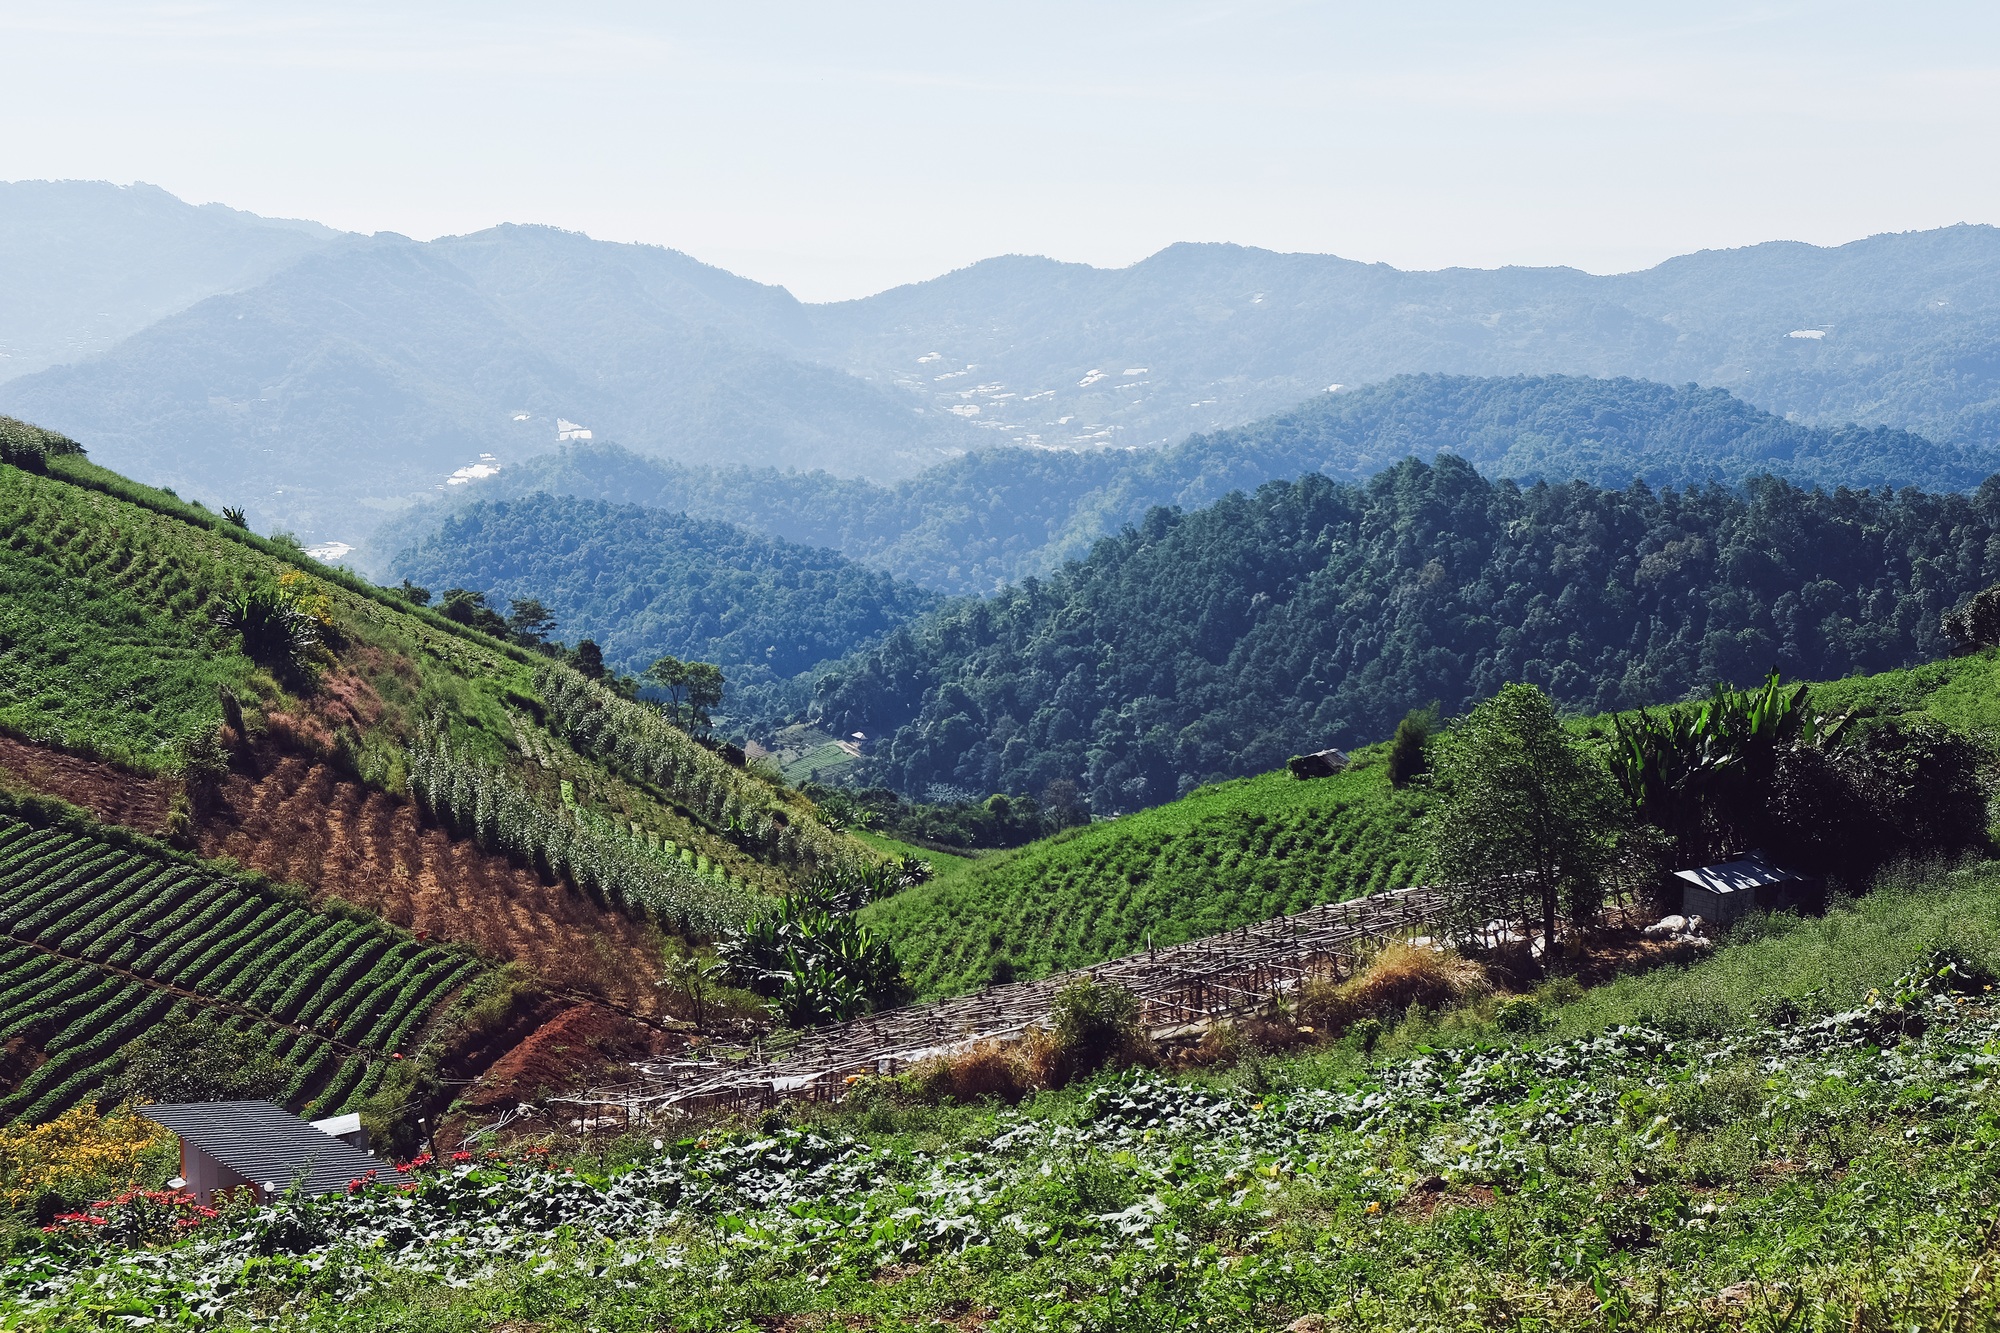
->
xmin=262 ymin=661 xmax=390 ymax=754
xmin=198 ymin=752 xmax=669 ymax=1015
xmin=457 ymin=1003 xmax=672 ymax=1113
xmin=0 ymin=734 xmax=169 ymax=831
xmin=0 ymin=732 xmax=672 ymax=1017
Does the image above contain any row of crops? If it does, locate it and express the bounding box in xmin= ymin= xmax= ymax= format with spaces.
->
xmin=0 ymin=814 xmax=484 ymax=1124
xmin=533 ymin=663 xmax=862 ymax=874
xmin=862 ymin=763 xmax=1426 ymax=997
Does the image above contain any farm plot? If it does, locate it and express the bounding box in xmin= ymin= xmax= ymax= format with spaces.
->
xmin=0 ymin=812 xmax=483 ymax=1124
xmin=863 ymin=762 xmax=1426 ymax=997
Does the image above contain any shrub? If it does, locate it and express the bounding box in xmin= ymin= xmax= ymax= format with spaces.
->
xmin=913 ymin=1040 xmax=1031 ymax=1105
xmin=1386 ymin=707 xmax=1437 ymax=788
xmin=1296 ymin=943 xmax=1490 ymax=1035
xmin=1764 ymin=718 xmax=1991 ymax=884
xmin=1492 ymin=995 xmax=1549 ymax=1033
xmin=213 ymin=584 xmax=320 ymax=674
xmin=1028 ymin=976 xmax=1146 ymax=1086
xmin=719 ymin=885 xmax=908 ymax=1027
xmin=106 ymin=1012 xmax=298 ymax=1105
xmin=0 ymin=1104 xmax=170 ymax=1215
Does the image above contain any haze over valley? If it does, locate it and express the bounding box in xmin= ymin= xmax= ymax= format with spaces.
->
xmin=12 ymin=181 xmax=2000 ymax=547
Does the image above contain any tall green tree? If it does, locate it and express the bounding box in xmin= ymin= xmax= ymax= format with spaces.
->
xmin=683 ymin=661 xmax=725 ymax=733
xmin=506 ymin=597 xmax=557 ymax=645
xmin=1422 ymin=683 xmax=1625 ymax=947
xmin=645 ymin=655 xmax=690 ymax=724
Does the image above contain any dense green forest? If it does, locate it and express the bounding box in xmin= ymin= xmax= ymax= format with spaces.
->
xmin=388 ymin=494 xmax=938 ymax=692
xmin=805 ymin=456 xmax=2000 ymax=812
xmin=388 ymin=374 xmax=1997 ymax=596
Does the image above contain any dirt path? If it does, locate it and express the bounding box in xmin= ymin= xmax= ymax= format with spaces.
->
xmin=199 ymin=754 xmax=669 ymax=1016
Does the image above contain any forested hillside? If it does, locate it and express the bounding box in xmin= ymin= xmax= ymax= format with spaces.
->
xmin=399 ymin=375 xmax=1994 ymax=596
xmin=388 ymin=494 xmax=938 ymax=691
xmin=805 ymin=456 xmax=2000 ymax=811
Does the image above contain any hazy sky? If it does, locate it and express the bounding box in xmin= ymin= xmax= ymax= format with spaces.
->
xmin=5 ymin=1 xmax=1999 ymax=301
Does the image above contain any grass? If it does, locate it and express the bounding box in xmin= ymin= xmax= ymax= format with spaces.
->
xmin=18 ymin=861 xmax=2000 ymax=1329
xmin=849 ymin=828 xmax=979 ymax=881
xmin=862 ymin=749 xmax=1426 ymax=997
xmin=1550 ymin=859 xmax=2000 ymax=1041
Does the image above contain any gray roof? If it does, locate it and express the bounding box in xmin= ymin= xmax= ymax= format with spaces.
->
xmin=1673 ymin=850 xmax=1809 ymax=896
xmin=143 ymin=1101 xmax=380 ymax=1195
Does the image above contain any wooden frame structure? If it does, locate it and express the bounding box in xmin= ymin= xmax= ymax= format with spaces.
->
xmin=551 ymin=885 xmax=1446 ymax=1131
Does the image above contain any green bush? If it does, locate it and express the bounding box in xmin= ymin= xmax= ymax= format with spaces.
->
xmin=1042 ymin=976 xmax=1144 ymax=1084
xmin=106 ymin=1012 xmax=297 ymax=1105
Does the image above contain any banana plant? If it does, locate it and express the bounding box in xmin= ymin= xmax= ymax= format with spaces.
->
xmin=1604 ymin=670 xmax=1852 ymax=862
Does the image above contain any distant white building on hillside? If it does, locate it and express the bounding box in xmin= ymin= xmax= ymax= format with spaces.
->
xmin=556 ymin=418 xmax=593 ymax=441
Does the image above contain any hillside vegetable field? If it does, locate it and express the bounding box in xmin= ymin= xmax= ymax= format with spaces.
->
xmin=17 ymin=867 xmax=2000 ymax=1329
xmin=862 ymin=756 xmax=1424 ymax=997
xmin=0 ymin=804 xmax=482 ymax=1124
xmin=868 ymin=643 xmax=2000 ymax=1002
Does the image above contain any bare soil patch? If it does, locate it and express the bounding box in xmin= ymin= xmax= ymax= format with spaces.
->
xmin=198 ymin=751 xmax=669 ymax=1015
xmin=461 ymin=1003 xmax=671 ymax=1114
xmin=0 ymin=734 xmax=169 ymax=831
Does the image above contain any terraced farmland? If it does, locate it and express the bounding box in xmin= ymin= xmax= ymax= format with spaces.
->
xmin=862 ymin=757 xmax=1426 ymax=997
xmin=0 ymin=812 xmax=484 ymax=1124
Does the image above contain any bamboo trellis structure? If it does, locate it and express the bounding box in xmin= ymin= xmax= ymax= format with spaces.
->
xmin=551 ymin=885 xmax=1449 ymax=1131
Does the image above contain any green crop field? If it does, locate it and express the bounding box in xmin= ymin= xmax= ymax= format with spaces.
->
xmin=0 ymin=806 xmax=482 ymax=1124
xmin=21 ymin=863 xmax=2000 ymax=1330
xmin=862 ymin=750 xmax=1426 ymax=997
xmin=866 ymin=646 xmax=2000 ymax=1002
xmin=0 ymin=466 xmax=265 ymax=766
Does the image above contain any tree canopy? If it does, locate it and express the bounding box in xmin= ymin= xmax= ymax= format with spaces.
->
xmin=804 ymin=458 xmax=2000 ymax=813
xmin=1420 ymin=683 xmax=1626 ymax=945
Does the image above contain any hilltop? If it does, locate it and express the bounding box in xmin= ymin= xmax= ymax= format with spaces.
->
xmin=0 ymin=180 xmax=340 ymax=384
xmin=386 ymin=493 xmax=939 ymax=696
xmin=396 ymin=374 xmax=1996 ymax=597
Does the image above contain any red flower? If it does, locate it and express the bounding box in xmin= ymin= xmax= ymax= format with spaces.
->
xmin=450 ymin=1151 xmax=473 ymax=1163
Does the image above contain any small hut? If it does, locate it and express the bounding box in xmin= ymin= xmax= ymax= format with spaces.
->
xmin=1673 ymin=850 xmax=1819 ymax=924
xmin=1288 ymin=748 xmax=1349 ymax=780
xmin=142 ymin=1101 xmax=380 ymax=1204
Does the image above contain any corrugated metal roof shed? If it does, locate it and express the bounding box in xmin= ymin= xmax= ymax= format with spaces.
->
xmin=143 ymin=1101 xmax=380 ymax=1196
xmin=1672 ymin=850 xmax=1808 ymax=896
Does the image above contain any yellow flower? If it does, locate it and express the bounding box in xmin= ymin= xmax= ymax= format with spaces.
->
xmin=0 ymin=1105 xmax=168 ymax=1206
xmin=1365 ymin=1201 xmax=1381 ymax=1215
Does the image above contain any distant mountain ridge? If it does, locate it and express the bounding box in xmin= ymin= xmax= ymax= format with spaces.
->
xmin=383 ymin=374 xmax=1998 ymax=595
xmin=0 ymin=180 xmax=341 ymax=382
xmin=10 ymin=182 xmax=2000 ymax=544
xmin=0 ymin=224 xmax=975 ymax=542
xmin=805 ymin=227 xmax=2000 ymax=455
